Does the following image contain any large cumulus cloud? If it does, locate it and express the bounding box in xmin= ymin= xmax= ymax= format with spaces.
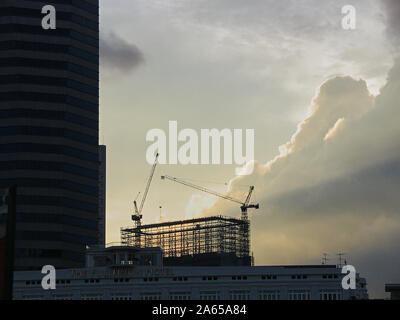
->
xmin=190 ymin=2 xmax=400 ymax=298
xmin=197 ymin=55 xmax=400 ymax=298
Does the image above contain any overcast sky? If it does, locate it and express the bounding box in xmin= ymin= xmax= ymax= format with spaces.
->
xmin=99 ymin=0 xmax=399 ymax=298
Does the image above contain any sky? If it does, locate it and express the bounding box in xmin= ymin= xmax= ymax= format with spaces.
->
xmin=99 ymin=0 xmax=399 ymax=298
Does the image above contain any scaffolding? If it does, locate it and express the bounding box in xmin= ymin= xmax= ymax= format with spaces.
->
xmin=120 ymin=216 xmax=250 ymax=261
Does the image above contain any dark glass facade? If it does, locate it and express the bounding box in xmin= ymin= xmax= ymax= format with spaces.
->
xmin=0 ymin=0 xmax=99 ymax=270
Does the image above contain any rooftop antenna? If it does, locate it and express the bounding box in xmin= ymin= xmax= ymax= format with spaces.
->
xmin=337 ymin=252 xmax=346 ymax=268
xmin=322 ymin=253 xmax=329 ymax=265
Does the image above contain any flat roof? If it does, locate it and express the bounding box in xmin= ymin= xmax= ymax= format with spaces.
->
xmin=13 ymin=264 xmax=342 ymax=281
xmin=122 ymin=215 xmax=247 ymax=231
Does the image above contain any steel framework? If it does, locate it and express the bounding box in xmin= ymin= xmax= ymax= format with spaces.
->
xmin=121 ymin=216 xmax=250 ymax=259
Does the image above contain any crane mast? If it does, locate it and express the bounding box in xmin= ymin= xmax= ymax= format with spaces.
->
xmin=132 ymin=153 xmax=159 ymax=228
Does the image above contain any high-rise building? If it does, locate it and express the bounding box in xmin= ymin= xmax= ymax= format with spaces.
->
xmin=0 ymin=0 xmax=100 ymax=270
xmin=98 ymin=145 xmax=106 ymax=246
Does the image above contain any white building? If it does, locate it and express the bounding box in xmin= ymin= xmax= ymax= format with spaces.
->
xmin=12 ymin=245 xmax=368 ymax=300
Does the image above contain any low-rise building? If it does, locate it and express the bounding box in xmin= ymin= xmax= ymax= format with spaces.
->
xmin=385 ymin=284 xmax=400 ymax=300
xmin=12 ymin=244 xmax=368 ymax=300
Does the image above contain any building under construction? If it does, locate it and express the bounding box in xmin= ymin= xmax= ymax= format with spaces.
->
xmin=121 ymin=216 xmax=251 ymax=266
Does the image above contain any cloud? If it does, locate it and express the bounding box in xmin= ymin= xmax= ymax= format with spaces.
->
xmin=198 ymin=58 xmax=400 ymax=298
xmin=185 ymin=194 xmax=217 ymax=220
xmin=280 ymin=76 xmax=373 ymax=155
xmin=100 ymin=32 xmax=144 ymax=72
xmin=100 ymin=0 xmax=397 ymax=297
xmin=382 ymin=0 xmax=400 ymax=48
xmin=324 ymin=117 xmax=345 ymax=141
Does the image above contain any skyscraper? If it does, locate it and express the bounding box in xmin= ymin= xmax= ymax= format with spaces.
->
xmin=98 ymin=145 xmax=106 ymax=246
xmin=0 ymin=0 xmax=100 ymax=270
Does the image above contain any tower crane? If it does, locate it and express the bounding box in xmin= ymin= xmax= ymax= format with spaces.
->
xmin=132 ymin=153 xmax=159 ymax=228
xmin=160 ymin=175 xmax=259 ymax=220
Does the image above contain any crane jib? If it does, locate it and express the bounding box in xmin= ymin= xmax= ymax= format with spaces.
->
xmin=161 ymin=174 xmax=259 ymax=220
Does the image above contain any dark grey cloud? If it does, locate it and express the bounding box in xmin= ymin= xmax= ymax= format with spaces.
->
xmin=100 ymin=32 xmax=144 ymax=72
xmin=268 ymin=159 xmax=400 ymax=216
xmin=383 ymin=0 xmax=400 ymax=48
